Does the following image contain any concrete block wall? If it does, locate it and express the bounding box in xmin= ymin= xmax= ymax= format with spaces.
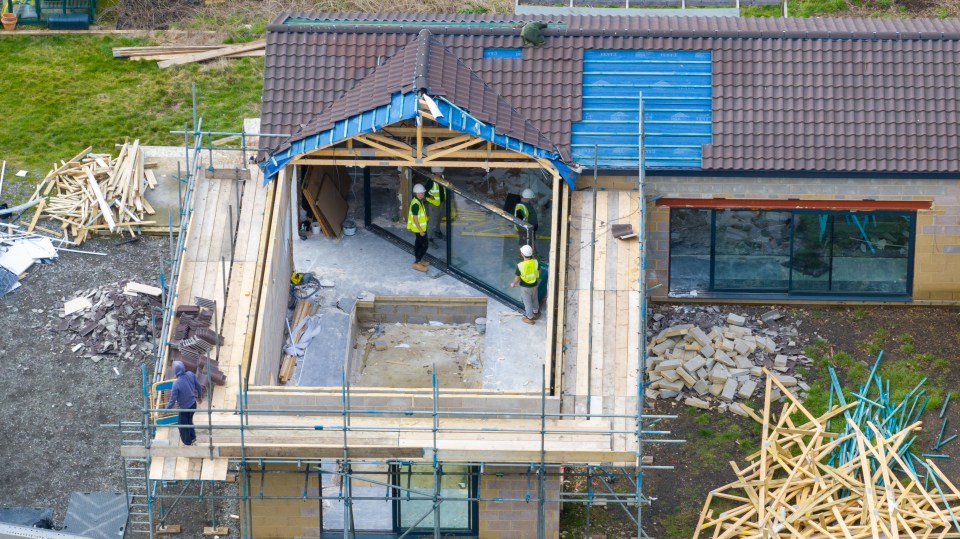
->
xmin=355 ymin=295 xmax=488 ymax=326
xmin=591 ymin=174 xmax=960 ymax=303
xmin=245 ymin=389 xmax=561 ymax=416
xmin=245 ymin=463 xmax=322 ymax=538
xmin=478 ymin=466 xmax=561 ymax=539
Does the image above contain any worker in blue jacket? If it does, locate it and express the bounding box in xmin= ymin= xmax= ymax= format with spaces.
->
xmin=166 ymin=360 xmax=204 ymax=446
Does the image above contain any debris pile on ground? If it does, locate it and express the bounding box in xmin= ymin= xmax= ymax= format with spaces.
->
xmin=167 ymin=302 xmax=226 ymax=387
xmin=0 ymin=234 xmax=58 ymax=298
xmin=354 ymin=321 xmax=484 ymax=388
xmin=279 ymin=299 xmax=321 ymax=385
xmin=56 ymin=280 xmax=161 ymax=363
xmin=695 ymin=368 xmax=960 ymax=537
xmin=645 ymin=306 xmax=810 ymax=413
xmin=26 ymin=142 xmax=157 ymax=245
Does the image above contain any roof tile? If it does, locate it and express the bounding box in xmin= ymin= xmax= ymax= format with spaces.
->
xmin=263 ymin=13 xmax=960 ymax=173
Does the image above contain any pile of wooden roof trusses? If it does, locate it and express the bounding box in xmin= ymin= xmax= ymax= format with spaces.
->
xmin=695 ymin=358 xmax=960 ymax=538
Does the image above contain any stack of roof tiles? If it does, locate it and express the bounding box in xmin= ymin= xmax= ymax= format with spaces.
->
xmin=168 ymin=305 xmax=226 ymax=386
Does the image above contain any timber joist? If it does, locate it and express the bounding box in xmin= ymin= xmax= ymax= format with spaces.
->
xmin=694 ymin=370 xmax=960 ymax=538
xmin=289 ymin=114 xmax=560 ymax=177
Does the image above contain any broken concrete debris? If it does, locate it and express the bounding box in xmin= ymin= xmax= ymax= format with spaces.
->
xmin=56 ymin=281 xmax=161 ymax=363
xmin=646 ymin=306 xmax=809 ymax=412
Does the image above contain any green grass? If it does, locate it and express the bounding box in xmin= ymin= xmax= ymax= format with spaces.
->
xmin=743 ymin=0 xmax=847 ymax=17
xmin=0 ymin=35 xmax=263 ymax=200
xmin=852 ymin=306 xmax=866 ymax=320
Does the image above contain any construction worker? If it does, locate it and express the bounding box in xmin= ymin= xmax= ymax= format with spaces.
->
xmin=510 ymin=244 xmax=540 ymax=325
xmin=424 ymin=177 xmax=447 ymax=245
xmin=408 ymin=184 xmax=430 ymax=272
xmin=165 ymin=360 xmax=204 ymax=446
xmin=515 ymin=188 xmax=538 ymax=249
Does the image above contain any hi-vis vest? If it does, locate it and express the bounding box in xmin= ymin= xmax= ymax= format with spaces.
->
xmin=426 ymin=183 xmax=444 ymax=207
xmin=407 ymin=198 xmax=428 ymax=233
xmin=514 ymin=202 xmax=530 ymax=231
xmin=517 ymin=259 xmax=540 ymax=285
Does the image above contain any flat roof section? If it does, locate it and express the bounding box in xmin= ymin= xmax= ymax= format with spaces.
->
xmin=291 ymin=226 xmax=547 ymax=391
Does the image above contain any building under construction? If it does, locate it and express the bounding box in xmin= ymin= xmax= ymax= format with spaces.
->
xmin=123 ymin=11 xmax=960 ymax=538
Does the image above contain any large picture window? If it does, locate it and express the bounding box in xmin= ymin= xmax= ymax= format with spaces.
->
xmin=669 ymin=208 xmax=915 ymax=298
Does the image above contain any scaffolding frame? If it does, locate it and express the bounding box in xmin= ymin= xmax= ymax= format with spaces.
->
xmin=119 ymin=88 xmax=678 ymax=539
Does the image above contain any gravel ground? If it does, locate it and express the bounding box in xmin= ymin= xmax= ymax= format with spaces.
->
xmin=0 ymin=233 xmax=237 ymax=534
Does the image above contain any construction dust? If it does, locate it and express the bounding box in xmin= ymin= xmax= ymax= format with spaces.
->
xmin=353 ymin=322 xmax=483 ymax=388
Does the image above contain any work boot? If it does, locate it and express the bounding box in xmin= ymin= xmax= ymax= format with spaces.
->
xmin=412 ymin=262 xmax=428 ymax=272
xmin=532 ymin=311 xmax=541 ymax=321
xmin=522 ymin=316 xmax=535 ymax=325
xmin=421 ymin=259 xmax=430 ymax=266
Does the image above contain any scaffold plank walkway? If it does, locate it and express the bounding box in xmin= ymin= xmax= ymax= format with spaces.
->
xmin=150 ymin=165 xmax=272 ymax=482
xmin=562 ymin=189 xmax=641 ymax=451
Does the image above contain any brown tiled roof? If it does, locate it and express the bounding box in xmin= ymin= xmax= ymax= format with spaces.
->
xmin=262 ymin=13 xmax=960 ymax=173
xmin=271 ymin=29 xmax=560 ymax=158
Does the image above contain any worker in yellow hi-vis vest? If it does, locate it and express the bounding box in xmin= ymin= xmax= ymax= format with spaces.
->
xmin=514 ymin=188 xmax=538 ymax=251
xmin=408 ymin=184 xmax=429 ymax=272
xmin=424 ymin=178 xmax=447 ymax=247
xmin=510 ymin=244 xmax=540 ymax=325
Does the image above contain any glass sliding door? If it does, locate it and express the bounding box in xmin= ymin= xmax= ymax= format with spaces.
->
xmin=668 ymin=208 xmax=914 ymax=298
xmin=790 ymin=212 xmax=832 ymax=291
xmin=713 ymin=210 xmax=791 ymax=291
xmin=831 ymin=213 xmax=913 ymax=293
xmin=668 ymin=208 xmax=711 ymax=293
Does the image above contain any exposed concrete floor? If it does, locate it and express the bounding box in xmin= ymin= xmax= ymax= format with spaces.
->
xmin=290 ymin=225 xmax=546 ymax=390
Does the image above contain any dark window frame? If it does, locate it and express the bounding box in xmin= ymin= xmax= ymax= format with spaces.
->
xmin=667 ymin=207 xmax=916 ymax=300
xmin=391 ymin=464 xmax=480 ymax=537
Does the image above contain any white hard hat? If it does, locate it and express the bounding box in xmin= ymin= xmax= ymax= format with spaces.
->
xmin=413 ymin=183 xmax=426 ymax=194
xmin=520 ymin=245 xmax=533 ymax=257
xmin=522 ymin=188 xmax=535 ymax=199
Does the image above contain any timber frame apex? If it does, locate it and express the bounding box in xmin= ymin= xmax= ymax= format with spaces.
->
xmin=290 ymin=98 xmax=565 ymax=184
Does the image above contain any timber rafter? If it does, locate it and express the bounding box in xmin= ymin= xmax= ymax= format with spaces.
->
xmin=289 ymin=110 xmax=560 ymax=180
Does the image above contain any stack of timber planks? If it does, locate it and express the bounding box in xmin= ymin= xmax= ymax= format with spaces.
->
xmin=695 ymin=369 xmax=960 ymax=538
xmin=27 ymin=142 xmax=156 ymax=245
xmin=278 ymin=299 xmax=319 ymax=384
xmin=112 ymin=40 xmax=265 ymax=68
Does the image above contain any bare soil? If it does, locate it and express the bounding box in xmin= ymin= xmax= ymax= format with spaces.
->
xmin=355 ymin=323 xmax=484 ymax=388
xmin=0 ymin=234 xmax=238 ymax=533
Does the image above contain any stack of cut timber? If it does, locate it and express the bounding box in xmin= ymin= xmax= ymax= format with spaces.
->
xmin=27 ymin=142 xmax=156 ymax=245
xmin=694 ymin=371 xmax=960 ymax=538
xmin=112 ymin=40 xmax=265 ymax=68
xmin=279 ymin=300 xmax=320 ymax=384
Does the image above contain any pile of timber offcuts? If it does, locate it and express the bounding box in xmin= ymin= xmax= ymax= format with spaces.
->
xmin=27 ymin=142 xmax=157 ymax=245
xmin=695 ymin=360 xmax=960 ymax=538
xmin=112 ymin=40 xmax=266 ymax=68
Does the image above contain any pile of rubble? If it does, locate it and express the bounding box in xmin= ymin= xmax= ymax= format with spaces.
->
xmin=56 ymin=281 xmax=162 ymax=363
xmin=646 ymin=306 xmax=811 ymax=415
